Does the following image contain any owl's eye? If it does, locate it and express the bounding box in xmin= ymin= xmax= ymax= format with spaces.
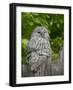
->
xmin=37 ymin=32 xmax=40 ymax=33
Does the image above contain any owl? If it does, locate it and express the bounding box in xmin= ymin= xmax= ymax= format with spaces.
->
xmin=26 ymin=26 xmax=52 ymax=76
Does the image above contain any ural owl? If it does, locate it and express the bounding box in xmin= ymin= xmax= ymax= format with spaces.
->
xmin=26 ymin=26 xmax=52 ymax=76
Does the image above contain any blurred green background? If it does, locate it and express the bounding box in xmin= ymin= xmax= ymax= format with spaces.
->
xmin=21 ymin=12 xmax=64 ymax=64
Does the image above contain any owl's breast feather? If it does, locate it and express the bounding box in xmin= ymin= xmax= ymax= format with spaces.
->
xmin=36 ymin=50 xmax=50 ymax=56
xmin=27 ymin=37 xmax=51 ymax=55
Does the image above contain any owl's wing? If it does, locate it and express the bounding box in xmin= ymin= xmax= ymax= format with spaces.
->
xmin=26 ymin=37 xmax=41 ymax=64
xmin=27 ymin=37 xmax=41 ymax=53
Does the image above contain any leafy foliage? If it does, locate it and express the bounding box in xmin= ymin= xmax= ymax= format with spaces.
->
xmin=21 ymin=12 xmax=64 ymax=64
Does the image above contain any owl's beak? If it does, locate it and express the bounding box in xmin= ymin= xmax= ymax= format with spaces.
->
xmin=41 ymin=33 xmax=44 ymax=37
xmin=38 ymin=33 xmax=43 ymax=37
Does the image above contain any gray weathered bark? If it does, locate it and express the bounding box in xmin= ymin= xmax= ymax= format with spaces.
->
xmin=51 ymin=47 xmax=64 ymax=75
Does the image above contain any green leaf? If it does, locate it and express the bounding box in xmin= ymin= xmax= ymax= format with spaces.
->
xmin=22 ymin=39 xmax=28 ymax=49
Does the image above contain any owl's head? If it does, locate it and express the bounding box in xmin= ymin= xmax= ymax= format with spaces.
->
xmin=31 ymin=26 xmax=50 ymax=40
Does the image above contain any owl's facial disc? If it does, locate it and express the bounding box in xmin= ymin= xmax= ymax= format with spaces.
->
xmin=41 ymin=31 xmax=49 ymax=40
xmin=33 ymin=26 xmax=50 ymax=40
xmin=37 ymin=31 xmax=43 ymax=36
